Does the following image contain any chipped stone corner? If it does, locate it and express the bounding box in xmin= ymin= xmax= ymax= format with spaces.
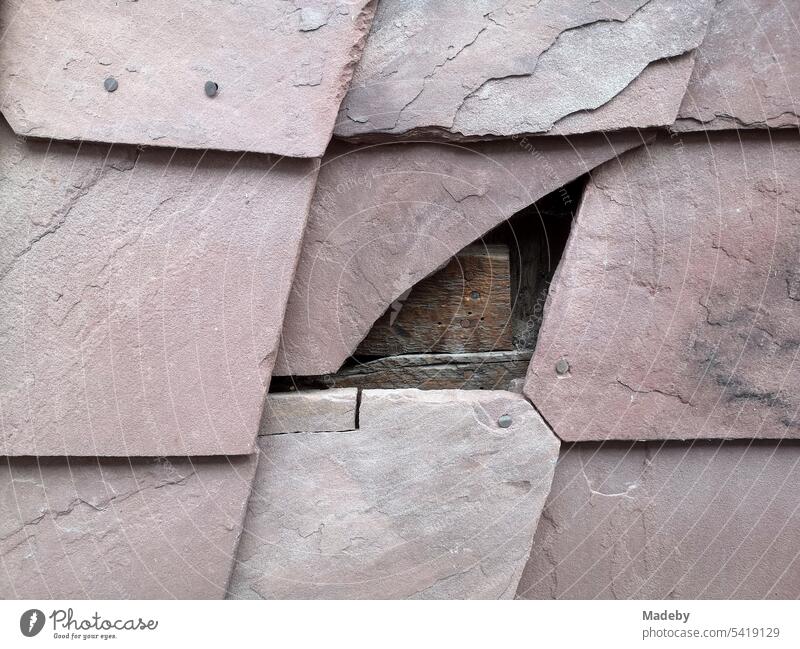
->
xmin=260 ymin=388 xmax=359 ymax=435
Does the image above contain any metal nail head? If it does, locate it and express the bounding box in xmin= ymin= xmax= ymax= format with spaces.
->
xmin=104 ymin=77 xmax=118 ymax=92
xmin=205 ymin=81 xmax=219 ymax=97
xmin=498 ymin=414 xmax=512 ymax=428
xmin=470 ymin=291 xmax=480 ymax=300
xmin=555 ymin=358 xmax=570 ymax=375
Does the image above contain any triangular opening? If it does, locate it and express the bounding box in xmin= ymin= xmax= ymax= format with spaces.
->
xmin=271 ymin=177 xmax=585 ymax=392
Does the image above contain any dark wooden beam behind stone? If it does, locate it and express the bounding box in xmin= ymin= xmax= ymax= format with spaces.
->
xmin=271 ymin=351 xmax=532 ymax=391
xmin=355 ymin=244 xmax=513 ymax=357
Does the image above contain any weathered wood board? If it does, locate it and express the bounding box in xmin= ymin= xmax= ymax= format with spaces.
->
xmin=271 ymin=351 xmax=532 ymax=391
xmin=356 ymin=244 xmax=513 ymax=356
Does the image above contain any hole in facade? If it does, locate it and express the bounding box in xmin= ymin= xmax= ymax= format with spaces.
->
xmin=271 ymin=177 xmax=583 ymax=392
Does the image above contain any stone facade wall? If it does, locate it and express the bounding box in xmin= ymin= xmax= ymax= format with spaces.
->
xmin=1 ymin=0 xmax=798 ymax=599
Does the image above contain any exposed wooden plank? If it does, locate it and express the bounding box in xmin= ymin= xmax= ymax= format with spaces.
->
xmin=482 ymin=186 xmax=578 ymax=351
xmin=271 ymin=351 xmax=532 ymax=391
xmin=356 ymin=244 xmax=513 ymax=357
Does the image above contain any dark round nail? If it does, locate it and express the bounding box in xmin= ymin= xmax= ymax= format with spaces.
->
xmin=498 ymin=414 xmax=513 ymax=428
xmin=555 ymin=358 xmax=570 ymax=375
xmin=204 ymin=81 xmax=219 ymax=97
xmin=104 ymin=77 xmax=118 ymax=93
xmin=470 ymin=291 xmax=480 ymax=300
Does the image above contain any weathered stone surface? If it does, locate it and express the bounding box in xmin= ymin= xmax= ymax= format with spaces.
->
xmin=0 ymin=121 xmax=319 ymax=455
xmin=517 ymin=441 xmax=800 ymax=599
xmin=550 ymin=54 xmax=697 ymax=136
xmin=0 ymin=0 xmax=375 ymax=156
xmin=260 ymin=388 xmax=357 ymax=435
xmin=228 ymin=389 xmax=560 ymax=599
xmin=525 ymin=131 xmax=800 ymax=440
xmin=275 ymin=133 xmax=645 ymax=376
xmin=0 ymin=455 xmax=257 ymax=598
xmin=335 ymin=0 xmax=712 ymax=140
xmin=675 ymin=0 xmax=800 ymax=131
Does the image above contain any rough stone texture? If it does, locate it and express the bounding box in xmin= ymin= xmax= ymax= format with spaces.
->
xmin=274 ymin=133 xmax=645 ymax=376
xmin=0 ymin=121 xmax=319 ymax=455
xmin=517 ymin=441 xmax=800 ymax=599
xmin=550 ymin=54 xmax=697 ymax=136
xmin=675 ymin=0 xmax=800 ymax=131
xmin=525 ymin=131 xmax=800 ymax=440
xmin=228 ymin=389 xmax=560 ymax=599
xmin=335 ymin=0 xmax=713 ymax=140
xmin=0 ymin=0 xmax=375 ymax=157
xmin=259 ymin=388 xmax=357 ymax=435
xmin=0 ymin=454 xmax=257 ymax=598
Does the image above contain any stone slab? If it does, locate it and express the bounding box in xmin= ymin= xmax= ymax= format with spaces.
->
xmin=259 ymin=388 xmax=358 ymax=435
xmin=274 ymin=133 xmax=646 ymax=376
xmin=0 ymin=0 xmax=375 ymax=156
xmin=674 ymin=0 xmax=800 ymax=131
xmin=228 ymin=389 xmax=560 ymax=599
xmin=0 ymin=120 xmax=319 ymax=455
xmin=550 ymin=54 xmax=697 ymax=136
xmin=517 ymin=441 xmax=800 ymax=599
xmin=0 ymin=454 xmax=257 ymax=599
xmin=525 ymin=131 xmax=800 ymax=440
xmin=335 ymin=0 xmax=712 ymax=140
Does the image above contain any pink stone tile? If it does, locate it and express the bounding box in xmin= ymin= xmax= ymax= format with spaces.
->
xmin=675 ymin=0 xmax=800 ymax=130
xmin=526 ymin=131 xmax=800 ymax=440
xmin=517 ymin=441 xmax=800 ymax=599
xmin=0 ymin=121 xmax=318 ymax=455
xmin=336 ymin=0 xmax=712 ymax=139
xmin=0 ymin=0 xmax=375 ymax=156
xmin=229 ymin=389 xmax=559 ymax=599
xmin=0 ymin=455 xmax=257 ymax=598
